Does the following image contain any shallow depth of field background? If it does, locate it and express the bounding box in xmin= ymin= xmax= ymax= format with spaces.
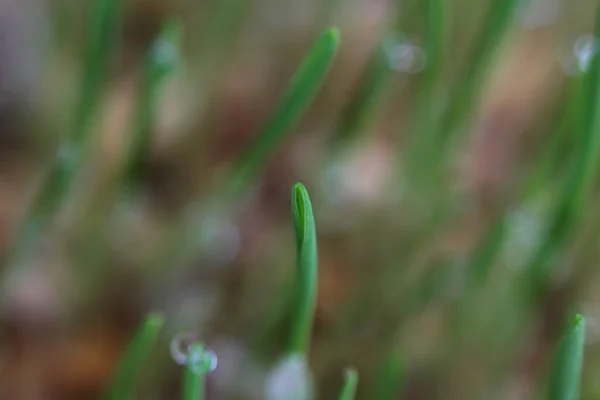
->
xmin=0 ymin=0 xmax=598 ymax=399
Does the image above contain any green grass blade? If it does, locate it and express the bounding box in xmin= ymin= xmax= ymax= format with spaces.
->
xmin=181 ymin=344 xmax=206 ymax=400
xmin=289 ymin=183 xmax=319 ymax=356
xmin=526 ymin=3 xmax=600 ymax=294
xmin=436 ymin=0 xmax=523 ymax=149
xmin=72 ymin=0 xmax=123 ymax=145
xmin=332 ymin=40 xmax=392 ymax=147
xmin=123 ymin=18 xmax=182 ymax=185
xmin=549 ymin=314 xmax=586 ymax=400
xmin=338 ymin=368 xmax=359 ymax=400
xmin=224 ymin=28 xmax=340 ymax=197
xmin=103 ymin=313 xmax=164 ymax=400
xmin=404 ymin=0 xmax=445 ymax=182
xmin=374 ymin=352 xmax=405 ymax=400
xmin=3 ymin=0 xmax=122 ymax=272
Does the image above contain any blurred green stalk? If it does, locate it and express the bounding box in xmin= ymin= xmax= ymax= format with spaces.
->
xmin=549 ymin=314 xmax=586 ymax=400
xmin=374 ymin=352 xmax=405 ymax=400
xmin=103 ymin=313 xmax=164 ymax=400
xmin=525 ymin=2 xmax=600 ymax=298
xmin=3 ymin=0 xmax=123 ymax=272
xmin=223 ymin=28 xmax=340 ymax=198
xmin=122 ymin=19 xmax=182 ymax=186
xmin=338 ymin=368 xmax=359 ymax=400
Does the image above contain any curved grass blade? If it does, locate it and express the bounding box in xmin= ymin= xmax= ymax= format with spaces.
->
xmin=289 ymin=183 xmax=319 ymax=355
xmin=103 ymin=313 xmax=164 ymax=400
xmin=338 ymin=368 xmax=359 ymax=400
xmin=224 ymin=28 xmax=340 ymax=198
xmin=123 ymin=18 xmax=182 ymax=186
xmin=549 ymin=314 xmax=586 ymax=400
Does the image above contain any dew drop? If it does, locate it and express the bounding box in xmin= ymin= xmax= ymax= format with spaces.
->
xmin=171 ymin=333 xmax=218 ymax=374
xmin=383 ymin=34 xmax=426 ymax=74
xmin=170 ymin=332 xmax=199 ymax=365
xmin=561 ymin=35 xmax=600 ymax=76
xmin=188 ymin=345 xmax=218 ymax=375
xmin=152 ymin=38 xmax=178 ymax=72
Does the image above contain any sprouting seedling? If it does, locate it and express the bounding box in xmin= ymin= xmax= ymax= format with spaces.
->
xmin=337 ymin=368 xmax=359 ymax=400
xmin=123 ymin=18 xmax=182 ymax=186
xmin=181 ymin=343 xmax=218 ymax=400
xmin=223 ymin=28 xmax=340 ymax=198
xmin=2 ymin=0 xmax=123 ymax=274
xmin=549 ymin=314 xmax=586 ymax=400
xmin=288 ymin=183 xmax=319 ymax=356
xmin=103 ymin=313 xmax=164 ymax=400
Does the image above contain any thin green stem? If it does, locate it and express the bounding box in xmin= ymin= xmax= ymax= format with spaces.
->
xmin=525 ymin=3 xmax=600 ymax=298
xmin=338 ymin=368 xmax=359 ymax=400
xmin=374 ymin=352 xmax=405 ymax=400
xmin=427 ymin=0 xmax=523 ymax=173
xmin=289 ymin=183 xmax=319 ymax=356
xmin=103 ymin=313 xmax=164 ymax=400
xmin=3 ymin=0 xmax=123 ymax=273
xmin=182 ymin=344 xmax=206 ymax=400
xmin=549 ymin=314 xmax=586 ymax=400
xmin=123 ymin=18 xmax=182 ymax=186
xmin=223 ymin=28 xmax=340 ymax=198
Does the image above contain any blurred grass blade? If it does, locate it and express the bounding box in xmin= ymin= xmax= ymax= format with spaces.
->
xmin=192 ymin=0 xmax=248 ymax=67
xmin=224 ymin=28 xmax=340 ymax=197
xmin=332 ymin=41 xmax=392 ymax=147
xmin=4 ymin=0 xmax=123 ymax=272
xmin=338 ymin=368 xmax=359 ymax=400
xmin=436 ymin=0 xmax=523 ymax=149
xmin=289 ymin=183 xmax=319 ymax=355
xmin=375 ymin=352 xmax=405 ymax=400
xmin=526 ymin=3 xmax=600 ymax=292
xmin=182 ymin=344 xmax=207 ymax=400
xmin=104 ymin=313 xmax=164 ymax=400
xmin=404 ymin=0 xmax=445 ymax=181
xmin=549 ymin=314 xmax=586 ymax=400
xmin=123 ymin=18 xmax=182 ymax=185
xmin=73 ymin=0 xmax=123 ymax=144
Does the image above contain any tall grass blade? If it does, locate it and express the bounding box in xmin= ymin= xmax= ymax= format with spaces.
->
xmin=526 ymin=3 xmax=600 ymax=295
xmin=123 ymin=18 xmax=182 ymax=186
xmin=436 ymin=0 xmax=523 ymax=150
xmin=103 ymin=313 xmax=164 ymax=400
xmin=549 ymin=314 xmax=586 ymax=400
xmin=374 ymin=352 xmax=405 ymax=400
xmin=224 ymin=28 xmax=340 ymax=197
xmin=4 ymin=0 xmax=123 ymax=272
xmin=332 ymin=41 xmax=392 ymax=148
